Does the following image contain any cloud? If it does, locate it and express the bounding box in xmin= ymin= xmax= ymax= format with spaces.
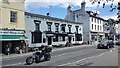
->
xmin=102 ymin=15 xmax=118 ymax=20
xmin=25 ymin=0 xmax=119 ymax=12
xmin=25 ymin=0 xmax=119 ymax=19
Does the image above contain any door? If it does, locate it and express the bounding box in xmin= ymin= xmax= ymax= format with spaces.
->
xmin=48 ymin=37 xmax=52 ymax=45
xmin=68 ymin=37 xmax=71 ymax=43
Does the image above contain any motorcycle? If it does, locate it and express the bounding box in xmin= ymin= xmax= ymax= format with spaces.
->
xmin=26 ymin=46 xmax=52 ymax=65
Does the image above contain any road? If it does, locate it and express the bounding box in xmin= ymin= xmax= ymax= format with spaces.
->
xmin=2 ymin=45 xmax=118 ymax=67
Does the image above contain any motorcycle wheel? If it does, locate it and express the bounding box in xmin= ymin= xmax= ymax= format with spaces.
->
xmin=26 ymin=56 xmax=34 ymax=65
xmin=44 ymin=53 xmax=51 ymax=61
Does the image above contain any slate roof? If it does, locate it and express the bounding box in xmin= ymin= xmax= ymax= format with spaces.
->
xmin=25 ymin=12 xmax=83 ymax=24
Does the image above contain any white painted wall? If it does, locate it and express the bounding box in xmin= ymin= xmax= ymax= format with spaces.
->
xmin=25 ymin=13 xmax=83 ymax=47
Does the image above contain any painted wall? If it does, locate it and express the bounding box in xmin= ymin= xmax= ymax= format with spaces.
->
xmin=25 ymin=14 xmax=83 ymax=47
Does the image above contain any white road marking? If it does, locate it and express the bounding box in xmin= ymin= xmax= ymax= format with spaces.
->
xmin=3 ymin=62 xmax=26 ymax=66
xmin=3 ymin=50 xmax=85 ymax=66
xmin=58 ymin=49 xmax=115 ymax=66
xmin=3 ymin=47 xmax=116 ymax=66
xmin=52 ymin=50 xmax=84 ymax=58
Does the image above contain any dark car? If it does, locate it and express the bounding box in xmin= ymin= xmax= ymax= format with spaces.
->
xmin=97 ymin=39 xmax=114 ymax=49
xmin=115 ymin=40 xmax=120 ymax=45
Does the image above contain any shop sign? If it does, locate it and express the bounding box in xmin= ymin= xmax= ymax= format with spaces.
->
xmin=0 ymin=30 xmax=25 ymax=35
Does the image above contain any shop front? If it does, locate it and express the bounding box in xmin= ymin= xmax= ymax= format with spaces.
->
xmin=0 ymin=30 xmax=28 ymax=55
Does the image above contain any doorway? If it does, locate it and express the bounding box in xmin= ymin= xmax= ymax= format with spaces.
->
xmin=48 ymin=37 xmax=52 ymax=45
xmin=68 ymin=37 xmax=71 ymax=43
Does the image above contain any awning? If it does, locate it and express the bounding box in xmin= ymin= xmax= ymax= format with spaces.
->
xmin=0 ymin=35 xmax=28 ymax=41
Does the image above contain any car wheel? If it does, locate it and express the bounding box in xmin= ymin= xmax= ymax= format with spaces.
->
xmin=106 ymin=46 xmax=109 ymax=49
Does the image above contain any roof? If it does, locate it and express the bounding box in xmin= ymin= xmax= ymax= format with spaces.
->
xmin=86 ymin=11 xmax=107 ymax=22
xmin=25 ymin=12 xmax=83 ymax=24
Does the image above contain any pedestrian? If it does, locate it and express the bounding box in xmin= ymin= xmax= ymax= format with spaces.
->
xmin=90 ymin=40 xmax=92 ymax=45
xmin=88 ymin=41 xmax=90 ymax=45
xmin=15 ymin=46 xmax=20 ymax=54
xmin=6 ymin=44 xmax=10 ymax=55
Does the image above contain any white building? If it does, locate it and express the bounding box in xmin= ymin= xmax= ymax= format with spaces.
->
xmin=25 ymin=12 xmax=83 ymax=47
xmin=65 ymin=2 xmax=106 ymax=43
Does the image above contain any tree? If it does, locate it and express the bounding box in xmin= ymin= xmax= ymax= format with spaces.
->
xmin=90 ymin=0 xmax=120 ymax=21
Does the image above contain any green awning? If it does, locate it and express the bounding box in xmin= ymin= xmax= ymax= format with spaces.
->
xmin=0 ymin=35 xmax=28 ymax=41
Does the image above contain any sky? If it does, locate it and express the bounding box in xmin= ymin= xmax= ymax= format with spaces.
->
xmin=25 ymin=0 xmax=119 ymax=20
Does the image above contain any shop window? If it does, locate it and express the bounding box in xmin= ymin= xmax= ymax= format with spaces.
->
xmin=31 ymin=32 xmax=42 ymax=43
xmin=75 ymin=34 xmax=82 ymax=41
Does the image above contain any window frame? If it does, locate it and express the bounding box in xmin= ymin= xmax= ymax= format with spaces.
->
xmin=10 ymin=11 xmax=17 ymax=23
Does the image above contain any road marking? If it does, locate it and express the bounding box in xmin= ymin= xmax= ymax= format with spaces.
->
xmin=3 ymin=50 xmax=85 ymax=66
xmin=58 ymin=49 xmax=114 ymax=66
xmin=52 ymin=50 xmax=84 ymax=58
xmin=3 ymin=62 xmax=26 ymax=66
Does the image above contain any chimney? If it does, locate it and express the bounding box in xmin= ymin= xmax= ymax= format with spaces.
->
xmin=81 ymin=2 xmax=86 ymax=11
xmin=67 ymin=5 xmax=72 ymax=14
xmin=47 ymin=13 xmax=50 ymax=16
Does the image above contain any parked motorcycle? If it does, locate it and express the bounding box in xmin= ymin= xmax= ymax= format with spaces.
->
xmin=26 ymin=45 xmax=52 ymax=65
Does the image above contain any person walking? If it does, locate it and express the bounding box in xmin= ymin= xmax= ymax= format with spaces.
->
xmin=6 ymin=44 xmax=10 ymax=55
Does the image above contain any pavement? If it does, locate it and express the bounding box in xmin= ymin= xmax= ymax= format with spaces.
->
xmin=0 ymin=44 xmax=92 ymax=60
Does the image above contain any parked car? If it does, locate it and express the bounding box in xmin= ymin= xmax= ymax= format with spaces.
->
xmin=97 ymin=39 xmax=114 ymax=49
xmin=115 ymin=39 xmax=120 ymax=45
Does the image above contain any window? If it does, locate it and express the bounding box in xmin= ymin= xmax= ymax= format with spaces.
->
xmin=34 ymin=20 xmax=41 ymax=31
xmin=75 ymin=34 xmax=82 ymax=41
xmin=3 ymin=0 xmax=9 ymax=4
xmin=55 ymin=23 xmax=59 ymax=32
xmin=100 ymin=26 xmax=102 ymax=30
xmin=62 ymin=36 xmax=65 ymax=41
xmin=47 ymin=22 xmax=52 ymax=31
xmin=92 ymin=24 xmax=93 ymax=30
xmin=10 ymin=11 xmax=17 ymax=22
xmin=68 ymin=25 xmax=72 ymax=33
xmin=98 ymin=25 xmax=99 ymax=30
xmin=32 ymin=32 xmax=42 ymax=43
xmin=100 ymin=20 xmax=101 ymax=24
xmin=75 ymin=26 xmax=79 ymax=33
xmin=95 ymin=18 xmax=96 ymax=23
xmin=61 ymin=24 xmax=66 ymax=32
xmin=97 ymin=19 xmax=99 ymax=24
xmin=91 ymin=17 xmax=93 ymax=22
xmin=55 ymin=26 xmax=59 ymax=32
xmin=95 ymin=25 xmax=96 ymax=30
xmin=48 ymin=25 xmax=51 ymax=31
xmin=35 ymin=23 xmax=40 ymax=31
